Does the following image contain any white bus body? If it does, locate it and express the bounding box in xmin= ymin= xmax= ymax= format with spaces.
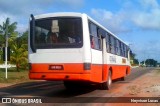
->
xmin=29 ymin=12 xmax=131 ymax=89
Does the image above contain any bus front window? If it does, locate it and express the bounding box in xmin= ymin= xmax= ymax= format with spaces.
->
xmin=33 ymin=18 xmax=83 ymax=49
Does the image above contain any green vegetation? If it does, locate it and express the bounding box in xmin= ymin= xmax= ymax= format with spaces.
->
xmin=130 ymin=51 xmax=139 ymax=66
xmin=0 ymin=68 xmax=30 ymax=83
xmin=0 ymin=17 xmax=29 ymax=83
xmin=0 ymin=17 xmax=28 ymax=71
xmin=0 ymin=17 xmax=17 ymax=46
xmin=141 ymin=59 xmax=158 ymax=67
xmin=145 ymin=59 xmax=157 ymax=67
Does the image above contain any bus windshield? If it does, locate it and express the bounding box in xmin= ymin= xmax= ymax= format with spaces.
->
xmin=32 ymin=17 xmax=83 ymax=49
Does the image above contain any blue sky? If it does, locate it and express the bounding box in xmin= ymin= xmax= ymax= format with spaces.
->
xmin=0 ymin=0 xmax=160 ymax=62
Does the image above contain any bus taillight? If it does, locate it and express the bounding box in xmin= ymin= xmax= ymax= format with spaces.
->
xmin=84 ymin=63 xmax=91 ymax=70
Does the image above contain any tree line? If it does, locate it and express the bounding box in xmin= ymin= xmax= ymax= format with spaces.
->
xmin=141 ymin=59 xmax=158 ymax=67
xmin=130 ymin=51 xmax=159 ymax=67
xmin=0 ymin=18 xmax=28 ymax=71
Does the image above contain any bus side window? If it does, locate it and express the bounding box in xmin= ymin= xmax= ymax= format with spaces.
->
xmin=110 ymin=35 xmax=115 ymax=54
xmin=117 ymin=40 xmax=121 ymax=55
xmin=90 ymin=36 xmax=95 ymax=48
xmin=89 ymin=22 xmax=101 ymax=50
xmin=120 ymin=42 xmax=122 ymax=56
xmin=120 ymin=43 xmax=124 ymax=57
xmin=122 ymin=43 xmax=125 ymax=57
xmin=114 ymin=38 xmax=117 ymax=55
xmin=105 ymin=33 xmax=110 ymax=53
xmin=89 ymin=22 xmax=96 ymax=49
xmin=97 ymin=28 xmax=104 ymax=50
xmin=108 ymin=34 xmax=111 ymax=52
xmin=124 ymin=45 xmax=127 ymax=58
xmin=127 ymin=46 xmax=130 ymax=58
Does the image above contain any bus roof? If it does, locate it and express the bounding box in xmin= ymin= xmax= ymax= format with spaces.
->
xmin=33 ymin=12 xmax=129 ymax=46
xmin=34 ymin=12 xmax=83 ymax=20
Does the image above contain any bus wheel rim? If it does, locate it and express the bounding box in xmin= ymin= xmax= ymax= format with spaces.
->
xmin=108 ymin=74 xmax=111 ymax=85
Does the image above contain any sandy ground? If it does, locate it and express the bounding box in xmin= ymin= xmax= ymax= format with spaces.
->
xmin=125 ymin=68 xmax=160 ymax=97
xmin=106 ymin=68 xmax=160 ymax=106
xmin=0 ymin=83 xmax=14 ymax=88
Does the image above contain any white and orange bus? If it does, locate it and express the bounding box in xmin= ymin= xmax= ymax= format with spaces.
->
xmin=29 ymin=12 xmax=131 ymax=90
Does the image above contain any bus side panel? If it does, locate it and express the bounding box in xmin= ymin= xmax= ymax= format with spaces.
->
xmin=111 ymin=65 xmax=127 ymax=80
xmin=90 ymin=47 xmax=103 ymax=83
xmin=90 ymin=64 xmax=103 ymax=83
xmin=82 ymin=14 xmax=92 ymax=63
xmin=103 ymin=64 xmax=131 ymax=81
xmin=102 ymin=64 xmax=109 ymax=82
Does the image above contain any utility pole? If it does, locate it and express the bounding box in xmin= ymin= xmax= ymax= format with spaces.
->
xmin=5 ymin=27 xmax=9 ymax=79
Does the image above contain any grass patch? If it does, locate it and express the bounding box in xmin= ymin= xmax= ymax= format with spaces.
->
xmin=0 ymin=68 xmax=30 ymax=83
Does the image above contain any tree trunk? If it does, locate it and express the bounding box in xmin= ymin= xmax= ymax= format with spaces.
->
xmin=16 ymin=63 xmax=20 ymax=72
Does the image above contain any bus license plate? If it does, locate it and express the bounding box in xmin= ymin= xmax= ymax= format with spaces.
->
xmin=49 ymin=65 xmax=64 ymax=70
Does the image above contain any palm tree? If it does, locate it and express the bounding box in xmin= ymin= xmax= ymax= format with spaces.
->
xmin=10 ymin=42 xmax=28 ymax=71
xmin=0 ymin=18 xmax=28 ymax=71
xmin=9 ymin=31 xmax=28 ymax=71
xmin=0 ymin=17 xmax=17 ymax=47
xmin=0 ymin=18 xmax=17 ymax=63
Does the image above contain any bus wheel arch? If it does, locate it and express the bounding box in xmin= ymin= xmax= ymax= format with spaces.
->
xmin=109 ymin=67 xmax=113 ymax=75
xmin=100 ymin=67 xmax=112 ymax=90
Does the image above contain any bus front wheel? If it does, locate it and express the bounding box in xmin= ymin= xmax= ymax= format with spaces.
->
xmin=100 ymin=71 xmax=112 ymax=90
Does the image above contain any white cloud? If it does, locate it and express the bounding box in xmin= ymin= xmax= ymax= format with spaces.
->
xmin=131 ymin=8 xmax=160 ymax=30
xmin=91 ymin=9 xmax=113 ymax=20
xmin=139 ymin=0 xmax=159 ymax=8
xmin=129 ymin=0 xmax=160 ymax=30
xmin=0 ymin=0 xmax=84 ymax=32
xmin=90 ymin=0 xmax=160 ymax=33
xmin=91 ymin=8 xmax=130 ymax=34
xmin=0 ymin=0 xmax=84 ymax=16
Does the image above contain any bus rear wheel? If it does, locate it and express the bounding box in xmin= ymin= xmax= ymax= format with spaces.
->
xmin=100 ymin=71 xmax=112 ymax=90
xmin=120 ymin=76 xmax=125 ymax=81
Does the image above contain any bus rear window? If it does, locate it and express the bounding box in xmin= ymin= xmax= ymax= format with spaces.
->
xmin=33 ymin=17 xmax=83 ymax=49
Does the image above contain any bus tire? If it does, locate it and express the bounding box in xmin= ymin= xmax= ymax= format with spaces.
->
xmin=100 ymin=71 xmax=112 ymax=90
xmin=120 ymin=76 xmax=125 ymax=81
